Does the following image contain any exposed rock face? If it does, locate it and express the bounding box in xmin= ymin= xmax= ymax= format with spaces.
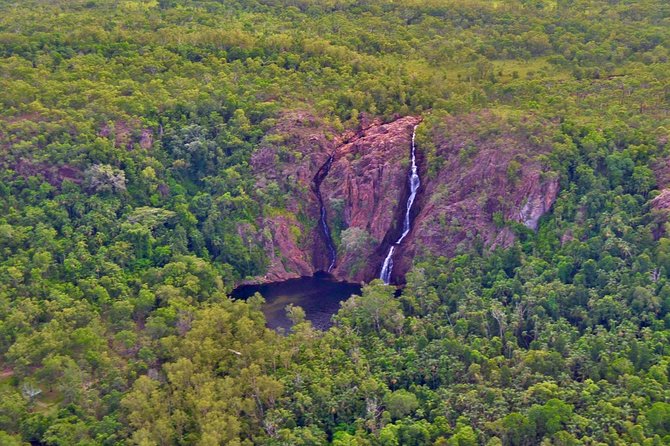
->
xmin=247 ymin=111 xmax=560 ymax=285
xmin=248 ymin=111 xmax=335 ymax=282
xmin=649 ymin=159 xmax=670 ymax=238
xmin=651 ymin=157 xmax=670 ymax=213
xmin=321 ymin=116 xmax=422 ymax=281
xmin=392 ymin=112 xmax=560 ymax=282
xmin=254 ymin=216 xmax=315 ymax=280
xmin=248 ymin=113 xmax=421 ymax=283
xmin=652 ymin=189 xmax=670 ymax=211
xmin=518 ymin=178 xmax=560 ymax=230
xmin=99 ymin=120 xmax=154 ymax=150
xmin=12 ymin=158 xmax=82 ymax=187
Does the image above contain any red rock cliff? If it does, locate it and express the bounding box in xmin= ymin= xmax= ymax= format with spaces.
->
xmin=248 ymin=111 xmax=334 ymax=282
xmin=321 ymin=116 xmax=422 ymax=281
xmin=247 ymin=111 xmax=560 ymax=285
xmin=392 ymin=112 xmax=560 ymax=282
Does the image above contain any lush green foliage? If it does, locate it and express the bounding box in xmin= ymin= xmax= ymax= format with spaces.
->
xmin=1 ymin=0 xmax=670 ymax=444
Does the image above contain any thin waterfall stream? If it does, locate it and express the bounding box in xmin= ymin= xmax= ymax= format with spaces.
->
xmin=380 ymin=124 xmax=420 ymax=284
xmin=313 ymin=154 xmax=337 ymax=272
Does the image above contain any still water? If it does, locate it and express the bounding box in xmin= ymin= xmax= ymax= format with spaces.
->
xmin=231 ymin=273 xmax=362 ymax=330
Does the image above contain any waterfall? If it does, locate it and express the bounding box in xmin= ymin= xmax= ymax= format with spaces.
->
xmin=380 ymin=124 xmax=420 ymax=284
xmin=314 ymin=154 xmax=337 ymax=272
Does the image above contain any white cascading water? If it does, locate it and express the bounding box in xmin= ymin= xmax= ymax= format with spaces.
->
xmin=380 ymin=124 xmax=420 ymax=284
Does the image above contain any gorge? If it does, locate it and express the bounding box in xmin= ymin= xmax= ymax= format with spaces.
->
xmin=313 ymin=154 xmax=337 ymax=273
xmin=242 ymin=111 xmax=561 ymax=327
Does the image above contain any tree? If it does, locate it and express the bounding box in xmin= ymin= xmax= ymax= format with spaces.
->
xmin=646 ymin=402 xmax=670 ymax=437
xmin=527 ymin=399 xmax=573 ymax=439
xmin=448 ymin=424 xmax=477 ymax=446
xmin=498 ymin=412 xmax=535 ymax=446
xmin=0 ymin=390 xmax=27 ymax=432
xmin=84 ymin=164 xmax=127 ymax=194
xmin=336 ymin=281 xmax=404 ymax=334
xmin=384 ymin=390 xmax=418 ymax=420
xmin=0 ymin=431 xmax=28 ymax=446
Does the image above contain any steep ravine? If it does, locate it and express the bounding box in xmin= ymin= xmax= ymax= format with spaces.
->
xmin=320 ymin=116 xmax=423 ymax=282
xmin=310 ymin=117 xmax=424 ymax=283
xmin=248 ymin=113 xmax=421 ymax=284
xmin=248 ymin=111 xmax=333 ymax=283
xmin=313 ymin=154 xmax=337 ymax=272
xmin=372 ymin=133 xmax=428 ymax=285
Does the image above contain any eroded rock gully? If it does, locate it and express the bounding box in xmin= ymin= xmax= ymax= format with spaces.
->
xmin=248 ymin=111 xmax=334 ymax=282
xmin=248 ymin=111 xmax=560 ymax=285
xmin=313 ymin=154 xmax=336 ymax=272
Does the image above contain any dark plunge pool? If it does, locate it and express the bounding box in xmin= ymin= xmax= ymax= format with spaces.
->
xmin=231 ymin=273 xmax=362 ymax=330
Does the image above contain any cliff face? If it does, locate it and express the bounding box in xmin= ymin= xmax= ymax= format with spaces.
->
xmin=248 ymin=113 xmax=421 ymax=283
xmin=651 ymin=154 xmax=670 ymax=213
xmin=392 ymin=112 xmax=560 ymax=282
xmin=649 ymin=157 xmax=670 ymax=238
xmin=248 ymin=111 xmax=334 ymax=282
xmin=248 ymin=111 xmax=560 ymax=285
xmin=321 ymin=116 xmax=422 ymax=281
xmin=652 ymin=189 xmax=670 ymax=212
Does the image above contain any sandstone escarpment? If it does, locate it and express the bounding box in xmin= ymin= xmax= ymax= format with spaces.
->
xmin=321 ymin=116 xmax=422 ymax=281
xmin=391 ymin=112 xmax=560 ymax=282
xmin=247 ymin=111 xmax=560 ymax=285
xmin=249 ymin=111 xmax=335 ymax=282
xmin=248 ymin=113 xmax=421 ymax=283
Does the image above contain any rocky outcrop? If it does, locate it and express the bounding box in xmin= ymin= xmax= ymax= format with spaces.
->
xmin=247 ymin=110 xmax=560 ymax=285
xmin=321 ymin=116 xmax=422 ymax=281
xmin=652 ymin=189 xmax=670 ymax=211
xmin=254 ymin=216 xmax=315 ymax=279
xmin=248 ymin=112 xmax=421 ymax=283
xmin=649 ymin=158 xmax=670 ymax=238
xmin=651 ymin=156 xmax=670 ymax=213
xmin=248 ymin=111 xmax=335 ymax=282
xmin=13 ymin=158 xmax=82 ymax=187
xmin=518 ymin=178 xmax=560 ymax=230
xmin=391 ymin=112 xmax=560 ymax=282
xmin=99 ymin=120 xmax=154 ymax=150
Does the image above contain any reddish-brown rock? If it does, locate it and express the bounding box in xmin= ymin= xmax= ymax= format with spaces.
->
xmin=652 ymin=189 xmax=670 ymax=211
xmin=247 ymin=113 xmax=420 ymax=283
xmin=13 ymin=158 xmax=82 ymax=187
xmin=245 ymin=216 xmax=314 ymax=282
xmin=247 ymin=111 xmax=335 ymax=282
xmin=649 ymin=159 xmax=670 ymax=238
xmin=392 ymin=112 xmax=560 ymax=282
xmin=321 ymin=116 xmax=422 ymax=281
xmin=651 ymin=157 xmax=670 ymax=214
xmin=246 ymin=111 xmax=560 ymax=285
xmin=99 ymin=120 xmax=154 ymax=150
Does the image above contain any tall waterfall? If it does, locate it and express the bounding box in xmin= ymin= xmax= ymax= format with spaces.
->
xmin=314 ymin=154 xmax=337 ymax=272
xmin=380 ymin=125 xmax=420 ymax=284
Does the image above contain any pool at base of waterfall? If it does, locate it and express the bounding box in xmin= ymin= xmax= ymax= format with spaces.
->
xmin=231 ymin=273 xmax=362 ymax=331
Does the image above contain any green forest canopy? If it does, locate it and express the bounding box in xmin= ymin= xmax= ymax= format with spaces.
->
xmin=0 ymin=0 xmax=669 ymax=444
